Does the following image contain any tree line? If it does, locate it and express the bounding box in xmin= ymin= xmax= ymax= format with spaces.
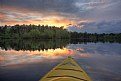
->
xmin=70 ymin=32 xmax=121 ymax=42
xmin=0 ymin=24 xmax=70 ymax=39
xmin=0 ymin=24 xmax=121 ymax=42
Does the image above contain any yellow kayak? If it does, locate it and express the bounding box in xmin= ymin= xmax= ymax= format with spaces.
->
xmin=39 ymin=56 xmax=92 ymax=81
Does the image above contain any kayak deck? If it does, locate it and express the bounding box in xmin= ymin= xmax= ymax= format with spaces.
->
xmin=39 ymin=57 xmax=92 ymax=81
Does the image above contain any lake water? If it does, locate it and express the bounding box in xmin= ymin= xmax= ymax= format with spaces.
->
xmin=0 ymin=39 xmax=121 ymax=81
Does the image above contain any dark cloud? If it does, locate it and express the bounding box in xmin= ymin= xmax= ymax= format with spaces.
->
xmin=1 ymin=0 xmax=78 ymax=14
xmin=1 ymin=0 xmax=121 ymax=21
xmin=0 ymin=0 xmax=121 ymax=33
xmin=75 ymin=0 xmax=121 ymax=21
xmin=68 ymin=20 xmax=121 ymax=33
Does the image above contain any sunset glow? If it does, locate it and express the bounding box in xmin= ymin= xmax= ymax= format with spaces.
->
xmin=0 ymin=1 xmax=91 ymax=28
xmin=0 ymin=1 xmax=121 ymax=81
xmin=0 ymin=47 xmax=91 ymax=66
xmin=1 ymin=0 xmax=120 ymax=32
xmin=0 ymin=6 xmax=78 ymax=27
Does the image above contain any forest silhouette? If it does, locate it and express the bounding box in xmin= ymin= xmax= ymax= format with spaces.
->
xmin=0 ymin=24 xmax=121 ymax=41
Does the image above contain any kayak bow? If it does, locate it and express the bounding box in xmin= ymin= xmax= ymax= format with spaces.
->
xmin=39 ymin=56 xmax=92 ymax=81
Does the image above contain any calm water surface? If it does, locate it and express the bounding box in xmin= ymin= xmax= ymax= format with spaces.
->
xmin=0 ymin=40 xmax=121 ymax=81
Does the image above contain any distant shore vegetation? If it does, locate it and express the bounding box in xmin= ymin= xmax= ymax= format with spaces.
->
xmin=0 ymin=24 xmax=121 ymax=42
xmin=0 ymin=24 xmax=70 ymax=39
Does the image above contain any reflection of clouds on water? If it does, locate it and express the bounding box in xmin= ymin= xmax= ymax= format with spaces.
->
xmin=0 ymin=48 xmax=91 ymax=67
xmin=68 ymin=43 xmax=121 ymax=81
xmin=68 ymin=43 xmax=121 ymax=56
xmin=0 ymin=48 xmax=74 ymax=66
xmin=1 ymin=43 xmax=121 ymax=67
xmin=0 ymin=43 xmax=121 ymax=81
xmin=83 ymin=56 xmax=121 ymax=81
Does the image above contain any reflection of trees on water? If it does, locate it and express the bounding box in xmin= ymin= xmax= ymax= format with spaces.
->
xmin=70 ymin=39 xmax=121 ymax=44
xmin=0 ymin=39 xmax=121 ymax=51
xmin=0 ymin=39 xmax=70 ymax=51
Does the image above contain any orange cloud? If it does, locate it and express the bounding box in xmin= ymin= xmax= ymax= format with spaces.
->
xmin=0 ymin=6 xmax=90 ymax=28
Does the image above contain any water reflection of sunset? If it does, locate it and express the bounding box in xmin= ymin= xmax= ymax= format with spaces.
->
xmin=0 ymin=48 xmax=73 ymax=66
xmin=37 ymin=48 xmax=73 ymax=56
xmin=0 ymin=48 xmax=73 ymax=56
xmin=1 ymin=42 xmax=121 ymax=81
xmin=0 ymin=47 xmax=92 ymax=66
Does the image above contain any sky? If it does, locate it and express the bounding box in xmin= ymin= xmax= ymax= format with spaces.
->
xmin=0 ymin=0 xmax=121 ymax=33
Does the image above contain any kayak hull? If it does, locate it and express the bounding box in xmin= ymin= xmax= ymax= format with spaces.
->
xmin=39 ymin=57 xmax=92 ymax=81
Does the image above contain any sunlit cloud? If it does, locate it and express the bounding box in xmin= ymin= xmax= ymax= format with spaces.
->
xmin=0 ymin=6 xmax=79 ymax=27
xmin=1 ymin=0 xmax=121 ymax=32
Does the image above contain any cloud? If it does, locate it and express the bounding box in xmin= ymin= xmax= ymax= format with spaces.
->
xmin=1 ymin=0 xmax=78 ymax=16
xmin=68 ymin=20 xmax=121 ymax=33
xmin=1 ymin=0 xmax=121 ymax=21
xmin=0 ymin=0 xmax=121 ymax=30
xmin=75 ymin=0 xmax=121 ymax=21
xmin=0 ymin=6 xmax=75 ymax=26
